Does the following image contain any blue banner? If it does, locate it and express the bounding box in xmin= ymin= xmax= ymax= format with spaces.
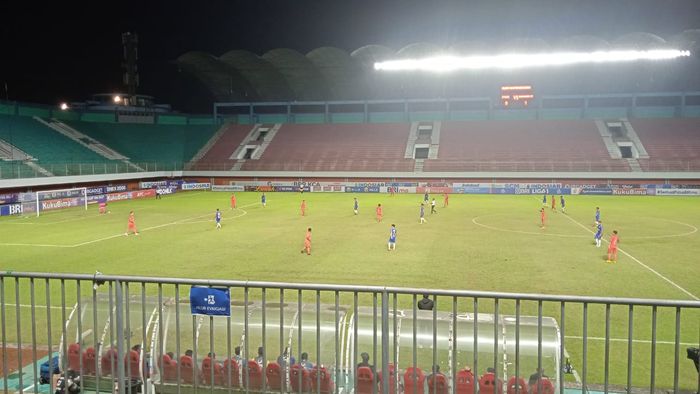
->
xmin=190 ymin=287 xmax=231 ymax=316
xmin=0 ymin=203 xmax=25 ymax=216
xmin=0 ymin=193 xmax=19 ymax=204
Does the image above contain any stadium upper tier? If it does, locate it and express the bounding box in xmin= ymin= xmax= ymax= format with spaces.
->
xmin=63 ymin=120 xmax=219 ymax=166
xmin=1 ymin=109 xmax=699 ymax=178
xmin=177 ymin=30 xmax=700 ymax=102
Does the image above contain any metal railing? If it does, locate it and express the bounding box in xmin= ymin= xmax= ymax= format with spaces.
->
xmin=1 ymin=272 xmax=699 ymax=394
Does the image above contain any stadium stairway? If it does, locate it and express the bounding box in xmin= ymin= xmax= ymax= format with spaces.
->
xmin=230 ymin=124 xmax=281 ymax=170
xmin=34 ymin=117 xmax=144 ymax=172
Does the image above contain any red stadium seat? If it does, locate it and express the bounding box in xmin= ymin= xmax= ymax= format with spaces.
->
xmin=67 ymin=343 xmax=81 ymax=371
xmin=507 ymin=377 xmax=528 ymax=394
xmin=179 ymin=355 xmax=196 ymax=384
xmin=356 ymin=366 xmax=375 ymax=394
xmin=311 ymin=366 xmax=334 ymax=394
xmin=101 ymin=347 xmax=118 ymax=376
xmin=290 ymin=364 xmax=312 ymax=393
xmin=223 ymin=358 xmax=240 ymax=387
xmin=243 ymin=360 xmax=263 ymax=390
xmin=377 ymin=364 xmax=396 ymax=394
xmin=455 ymin=368 xmax=475 ymax=394
xmin=82 ymin=347 xmax=97 ymax=375
xmin=266 ymin=362 xmax=284 ymax=391
xmin=403 ymin=367 xmax=425 ymax=394
xmin=161 ymin=355 xmax=178 ymax=382
xmin=428 ymin=373 xmax=449 ymax=394
xmin=125 ymin=350 xmax=140 ymax=379
xmin=529 ymin=378 xmax=554 ymax=394
xmin=478 ymin=372 xmax=503 ymax=394
xmin=201 ymin=357 xmax=224 ymax=386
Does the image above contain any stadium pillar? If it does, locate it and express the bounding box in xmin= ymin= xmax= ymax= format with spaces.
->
xmin=380 ymin=291 xmax=390 ymax=394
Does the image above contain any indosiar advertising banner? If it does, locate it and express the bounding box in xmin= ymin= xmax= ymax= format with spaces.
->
xmin=345 ymin=186 xmax=380 ymax=193
xmin=181 ymin=183 xmax=211 ymax=191
xmin=0 ymin=203 xmax=25 ymax=216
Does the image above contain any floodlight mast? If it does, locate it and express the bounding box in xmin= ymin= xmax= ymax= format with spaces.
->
xmin=374 ymin=49 xmax=691 ymax=72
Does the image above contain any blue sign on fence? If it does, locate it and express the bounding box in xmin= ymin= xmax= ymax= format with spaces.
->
xmin=190 ymin=287 xmax=231 ymax=316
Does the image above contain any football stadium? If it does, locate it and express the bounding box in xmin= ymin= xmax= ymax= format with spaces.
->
xmin=1 ymin=2 xmax=699 ymax=394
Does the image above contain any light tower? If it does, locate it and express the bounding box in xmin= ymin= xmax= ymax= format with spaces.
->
xmin=121 ymin=32 xmax=139 ymax=98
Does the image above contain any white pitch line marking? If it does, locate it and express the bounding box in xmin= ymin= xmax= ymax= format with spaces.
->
xmin=71 ymin=202 xmax=257 ymax=247
xmin=561 ymin=212 xmax=699 ymax=301
xmin=565 ymin=335 xmax=697 ymax=346
xmin=472 ymin=214 xmax=589 ymax=238
xmin=17 ymin=304 xmax=65 ymax=310
xmin=0 ymin=242 xmax=72 ymax=248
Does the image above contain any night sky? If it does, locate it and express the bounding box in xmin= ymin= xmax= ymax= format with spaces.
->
xmin=3 ymin=0 xmax=699 ymax=112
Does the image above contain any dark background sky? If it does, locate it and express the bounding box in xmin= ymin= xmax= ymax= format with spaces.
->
xmin=3 ymin=0 xmax=699 ymax=112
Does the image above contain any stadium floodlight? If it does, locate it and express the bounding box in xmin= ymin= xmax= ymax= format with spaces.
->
xmin=374 ymin=49 xmax=691 ymax=72
xmin=59 ymin=102 xmax=69 ymax=111
xmin=113 ymin=95 xmax=122 ymax=103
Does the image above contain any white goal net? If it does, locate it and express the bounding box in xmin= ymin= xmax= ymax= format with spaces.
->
xmin=35 ymin=187 xmax=88 ymax=217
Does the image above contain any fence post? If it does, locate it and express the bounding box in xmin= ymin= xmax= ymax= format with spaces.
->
xmin=115 ymin=279 xmax=127 ymax=394
xmin=380 ymin=290 xmax=390 ymax=394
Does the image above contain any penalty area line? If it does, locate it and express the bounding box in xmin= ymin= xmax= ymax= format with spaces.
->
xmin=561 ymin=212 xmax=699 ymax=301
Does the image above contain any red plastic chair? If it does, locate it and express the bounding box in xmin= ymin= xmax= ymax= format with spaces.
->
xmin=377 ymin=364 xmax=396 ymax=394
xmin=403 ymin=367 xmax=426 ymax=394
xmin=290 ymin=364 xmax=312 ymax=393
xmin=356 ymin=366 xmax=375 ymax=394
xmin=67 ymin=343 xmax=81 ymax=371
xmin=428 ymin=373 xmax=449 ymax=394
xmin=507 ymin=377 xmax=528 ymax=394
xmin=266 ymin=362 xmax=284 ymax=391
xmin=223 ymin=358 xmax=240 ymax=387
xmin=455 ymin=368 xmax=475 ymax=394
xmin=101 ymin=347 xmax=118 ymax=376
xmin=243 ymin=360 xmax=263 ymax=390
xmin=161 ymin=355 xmax=178 ymax=382
xmin=311 ymin=366 xmax=335 ymax=394
xmin=201 ymin=357 xmax=224 ymax=386
xmin=125 ymin=350 xmax=141 ymax=379
xmin=529 ymin=378 xmax=554 ymax=394
xmin=179 ymin=355 xmax=196 ymax=384
xmin=478 ymin=372 xmax=503 ymax=394
xmin=83 ymin=347 xmax=97 ymax=375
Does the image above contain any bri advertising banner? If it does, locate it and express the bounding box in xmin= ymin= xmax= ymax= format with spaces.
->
xmin=190 ymin=287 xmax=231 ymax=317
xmin=0 ymin=203 xmax=25 ymax=216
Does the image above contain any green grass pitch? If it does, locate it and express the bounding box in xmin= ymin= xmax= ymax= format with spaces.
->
xmin=1 ymin=191 xmax=698 ymax=390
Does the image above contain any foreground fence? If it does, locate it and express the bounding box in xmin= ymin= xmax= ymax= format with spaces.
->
xmin=0 ymin=272 xmax=698 ymax=394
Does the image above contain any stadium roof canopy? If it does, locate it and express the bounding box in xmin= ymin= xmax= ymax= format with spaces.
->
xmin=176 ymin=30 xmax=700 ymax=102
